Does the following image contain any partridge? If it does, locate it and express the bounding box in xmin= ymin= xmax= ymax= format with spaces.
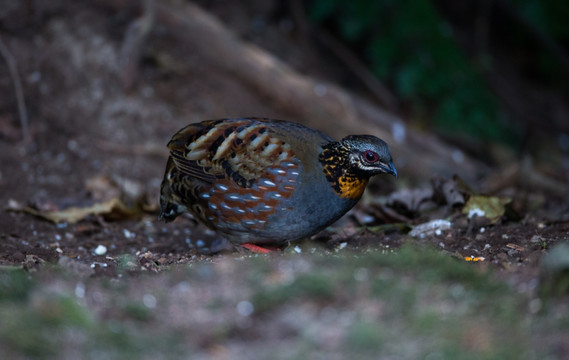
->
xmin=159 ymin=118 xmax=397 ymax=250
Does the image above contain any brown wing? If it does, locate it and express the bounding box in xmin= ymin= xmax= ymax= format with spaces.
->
xmin=167 ymin=118 xmax=295 ymax=188
xmin=162 ymin=118 xmax=305 ymax=232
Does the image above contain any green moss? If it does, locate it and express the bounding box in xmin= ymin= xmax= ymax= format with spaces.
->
xmin=0 ymin=270 xmax=32 ymax=302
xmin=0 ymin=294 xmax=92 ymax=358
xmin=252 ymin=273 xmax=334 ymax=312
xmin=345 ymin=321 xmax=385 ymax=352
xmin=122 ymin=302 xmax=153 ymax=321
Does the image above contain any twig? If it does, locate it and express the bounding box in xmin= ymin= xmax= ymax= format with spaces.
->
xmin=119 ymin=0 xmax=156 ymax=89
xmin=0 ymin=35 xmax=30 ymax=143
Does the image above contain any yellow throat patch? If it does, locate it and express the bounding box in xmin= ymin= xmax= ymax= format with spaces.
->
xmin=319 ymin=141 xmax=369 ymax=200
xmin=337 ymin=174 xmax=368 ymax=199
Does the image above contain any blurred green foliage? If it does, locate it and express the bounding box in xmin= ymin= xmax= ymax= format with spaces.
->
xmin=511 ymin=0 xmax=569 ymax=87
xmin=0 ymin=270 xmax=31 ymax=302
xmin=0 ymin=245 xmax=563 ymax=359
xmin=514 ymin=0 xmax=569 ymax=40
xmin=252 ymin=272 xmax=334 ymax=312
xmin=306 ymin=0 xmax=567 ymax=145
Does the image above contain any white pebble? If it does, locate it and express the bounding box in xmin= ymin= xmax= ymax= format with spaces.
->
xmin=75 ymin=282 xmax=86 ymax=298
xmin=143 ymin=294 xmax=157 ymax=309
xmin=468 ymin=208 xmax=486 ymax=218
xmin=409 ymin=219 xmax=452 ymax=238
xmin=236 ymin=301 xmax=254 ymax=316
xmin=94 ymin=244 xmax=107 ymax=255
xmin=353 ymin=268 xmax=369 ymax=282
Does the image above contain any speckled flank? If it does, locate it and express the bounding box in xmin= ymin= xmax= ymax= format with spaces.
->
xmin=203 ymin=161 xmax=299 ymax=230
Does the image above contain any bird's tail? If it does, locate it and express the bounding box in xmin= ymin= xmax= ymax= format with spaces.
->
xmin=159 ymin=157 xmax=185 ymax=222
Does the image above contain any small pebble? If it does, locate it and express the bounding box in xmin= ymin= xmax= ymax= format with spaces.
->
xmin=143 ymin=294 xmax=157 ymax=309
xmin=468 ymin=208 xmax=485 ymax=218
xmin=94 ymin=244 xmax=107 ymax=255
xmin=237 ymin=300 xmax=254 ymax=316
xmin=75 ymin=282 xmax=86 ymax=298
xmin=409 ymin=219 xmax=452 ymax=238
xmin=529 ymin=298 xmax=542 ymax=314
xmin=353 ymin=267 xmax=369 ymax=282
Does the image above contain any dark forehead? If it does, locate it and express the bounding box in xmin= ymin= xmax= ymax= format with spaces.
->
xmin=344 ymin=135 xmax=392 ymax=157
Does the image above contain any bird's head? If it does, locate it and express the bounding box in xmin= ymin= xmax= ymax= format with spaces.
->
xmin=341 ymin=135 xmax=397 ymax=178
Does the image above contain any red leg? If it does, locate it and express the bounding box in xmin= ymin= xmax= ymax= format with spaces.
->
xmin=241 ymin=243 xmax=273 ymax=254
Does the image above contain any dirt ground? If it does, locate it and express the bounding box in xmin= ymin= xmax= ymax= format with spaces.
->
xmin=1 ymin=1 xmax=569 ymax=359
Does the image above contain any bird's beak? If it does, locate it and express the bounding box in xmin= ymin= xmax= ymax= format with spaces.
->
xmin=380 ymin=161 xmax=398 ymax=179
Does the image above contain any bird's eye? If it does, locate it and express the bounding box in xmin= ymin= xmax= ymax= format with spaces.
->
xmin=363 ymin=150 xmax=379 ymax=163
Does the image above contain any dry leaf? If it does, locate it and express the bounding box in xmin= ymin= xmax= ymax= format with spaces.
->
xmin=462 ymin=195 xmax=511 ymax=224
xmin=506 ymin=243 xmax=525 ymax=252
xmin=465 ymin=256 xmax=485 ymax=262
xmin=7 ymin=197 xmax=143 ymax=224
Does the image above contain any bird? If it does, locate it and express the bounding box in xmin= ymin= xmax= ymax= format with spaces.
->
xmin=159 ymin=118 xmax=397 ymax=252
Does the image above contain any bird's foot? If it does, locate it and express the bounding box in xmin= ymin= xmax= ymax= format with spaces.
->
xmin=241 ymin=243 xmax=277 ymax=254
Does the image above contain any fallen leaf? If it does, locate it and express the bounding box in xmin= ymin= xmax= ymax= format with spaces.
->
xmin=7 ymin=197 xmax=143 ymax=224
xmin=462 ymin=195 xmax=511 ymax=224
xmin=465 ymin=256 xmax=485 ymax=262
xmin=85 ymin=175 xmax=121 ymax=201
xmin=366 ymin=223 xmax=412 ymax=234
xmin=86 ymin=174 xmax=144 ymax=202
xmin=506 ymin=243 xmax=525 ymax=252
xmin=388 ymin=188 xmax=434 ymax=215
xmin=409 ymin=219 xmax=452 ymax=238
xmin=431 ymin=176 xmax=467 ymax=207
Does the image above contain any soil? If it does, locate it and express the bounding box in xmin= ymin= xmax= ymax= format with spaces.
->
xmin=0 ymin=0 xmax=567 ymax=283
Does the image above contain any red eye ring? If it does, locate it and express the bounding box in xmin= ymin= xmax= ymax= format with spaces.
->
xmin=363 ymin=150 xmax=379 ymax=163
